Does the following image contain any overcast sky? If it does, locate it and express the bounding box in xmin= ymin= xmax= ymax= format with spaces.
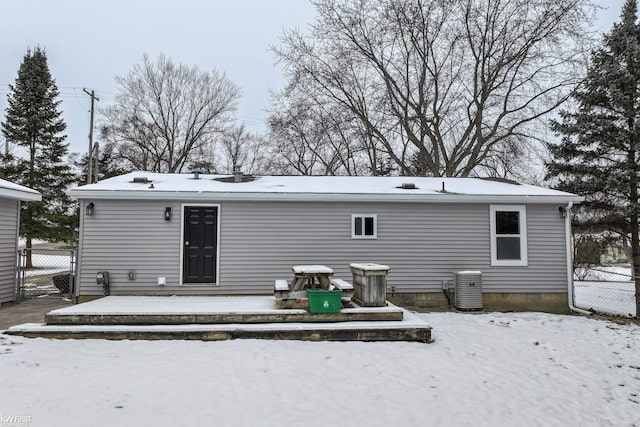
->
xmin=0 ymin=0 xmax=628 ymax=157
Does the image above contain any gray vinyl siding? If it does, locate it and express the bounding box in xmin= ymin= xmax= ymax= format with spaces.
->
xmin=0 ymin=198 xmax=19 ymax=303
xmin=484 ymin=205 xmax=567 ymax=290
xmin=78 ymin=200 xmax=182 ymax=295
xmin=77 ymin=200 xmax=568 ymax=296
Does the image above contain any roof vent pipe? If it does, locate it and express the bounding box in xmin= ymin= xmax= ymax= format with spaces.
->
xmin=233 ymin=165 xmax=243 ymax=183
xmin=442 ymin=181 xmax=445 ymax=192
xmin=192 ymin=170 xmax=203 ymax=180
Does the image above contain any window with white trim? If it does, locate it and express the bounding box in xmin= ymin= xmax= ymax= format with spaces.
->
xmin=490 ymin=205 xmax=527 ymax=266
xmin=352 ymin=214 xmax=377 ymax=239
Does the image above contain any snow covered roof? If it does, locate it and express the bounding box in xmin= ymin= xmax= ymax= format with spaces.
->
xmin=67 ymin=172 xmax=583 ymax=204
xmin=0 ymin=178 xmax=42 ymax=202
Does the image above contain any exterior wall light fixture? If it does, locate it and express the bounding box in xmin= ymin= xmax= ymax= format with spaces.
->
xmin=558 ymin=206 xmax=567 ymax=218
xmin=165 ymin=206 xmax=172 ymax=221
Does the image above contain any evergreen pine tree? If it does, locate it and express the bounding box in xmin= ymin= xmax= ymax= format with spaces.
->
xmin=546 ymin=0 xmax=640 ymax=318
xmin=1 ymin=48 xmax=77 ymax=266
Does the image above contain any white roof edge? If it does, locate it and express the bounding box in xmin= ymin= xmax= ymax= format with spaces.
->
xmin=0 ymin=178 xmax=42 ymax=201
xmin=0 ymin=187 xmax=42 ymax=202
xmin=67 ymin=189 xmax=584 ymax=204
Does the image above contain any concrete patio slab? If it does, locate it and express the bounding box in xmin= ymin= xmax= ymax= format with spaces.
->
xmin=5 ymin=296 xmax=433 ymax=343
xmin=43 ymin=296 xmax=404 ymax=325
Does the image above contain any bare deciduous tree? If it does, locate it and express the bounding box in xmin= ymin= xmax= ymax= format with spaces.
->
xmin=100 ymin=54 xmax=240 ymax=173
xmin=271 ymin=0 xmax=595 ymax=177
xmin=268 ymin=90 xmax=379 ymax=175
xmin=218 ymin=123 xmax=269 ymax=174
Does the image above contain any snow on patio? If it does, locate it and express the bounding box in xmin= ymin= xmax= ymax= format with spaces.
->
xmin=1 ymin=312 xmax=639 ymax=427
xmin=45 ymin=295 xmax=403 ymax=316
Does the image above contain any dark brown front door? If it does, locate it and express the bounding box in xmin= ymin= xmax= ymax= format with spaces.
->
xmin=183 ymin=206 xmax=217 ymax=284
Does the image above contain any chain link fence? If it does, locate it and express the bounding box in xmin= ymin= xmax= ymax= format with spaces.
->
xmin=573 ymin=265 xmax=637 ymax=318
xmin=16 ymin=248 xmax=77 ymax=302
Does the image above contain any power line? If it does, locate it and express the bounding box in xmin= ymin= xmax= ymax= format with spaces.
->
xmin=0 ymin=84 xmax=116 ymax=97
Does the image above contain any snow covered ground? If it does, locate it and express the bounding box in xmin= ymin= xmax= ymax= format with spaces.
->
xmin=1 ymin=312 xmax=638 ymax=427
xmin=17 ymin=238 xmax=50 ymax=249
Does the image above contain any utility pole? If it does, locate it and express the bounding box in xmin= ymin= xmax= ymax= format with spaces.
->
xmin=83 ymin=89 xmax=99 ymax=184
xmin=93 ymin=142 xmax=99 ymax=183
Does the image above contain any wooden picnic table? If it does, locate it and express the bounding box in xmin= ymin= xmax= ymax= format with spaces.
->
xmin=289 ymin=265 xmax=334 ymax=291
xmin=274 ymin=265 xmax=354 ymax=309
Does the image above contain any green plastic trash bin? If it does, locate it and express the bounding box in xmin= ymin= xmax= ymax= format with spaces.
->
xmin=307 ymin=289 xmax=343 ymax=313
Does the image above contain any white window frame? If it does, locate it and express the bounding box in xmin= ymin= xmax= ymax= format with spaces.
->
xmin=351 ymin=214 xmax=377 ymax=239
xmin=490 ymin=205 xmax=528 ymax=267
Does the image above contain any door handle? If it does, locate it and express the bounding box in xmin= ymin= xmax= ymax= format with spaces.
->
xmin=185 ymin=241 xmax=190 ymax=246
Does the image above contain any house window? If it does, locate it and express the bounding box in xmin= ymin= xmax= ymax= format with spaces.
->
xmin=352 ymin=214 xmax=377 ymax=239
xmin=490 ymin=205 xmax=527 ymax=266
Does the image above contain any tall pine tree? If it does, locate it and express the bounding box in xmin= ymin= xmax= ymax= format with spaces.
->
xmin=547 ymin=0 xmax=640 ymax=318
xmin=1 ymin=48 xmax=76 ymax=266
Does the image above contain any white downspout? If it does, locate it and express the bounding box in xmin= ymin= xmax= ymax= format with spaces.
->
xmin=565 ymin=201 xmax=591 ymax=315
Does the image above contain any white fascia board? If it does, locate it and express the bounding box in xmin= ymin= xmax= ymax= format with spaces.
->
xmin=67 ymin=189 xmax=584 ymax=205
xmin=0 ymin=188 xmax=42 ymax=202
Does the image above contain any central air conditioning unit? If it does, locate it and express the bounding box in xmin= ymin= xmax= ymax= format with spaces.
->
xmin=454 ymin=271 xmax=483 ymax=311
